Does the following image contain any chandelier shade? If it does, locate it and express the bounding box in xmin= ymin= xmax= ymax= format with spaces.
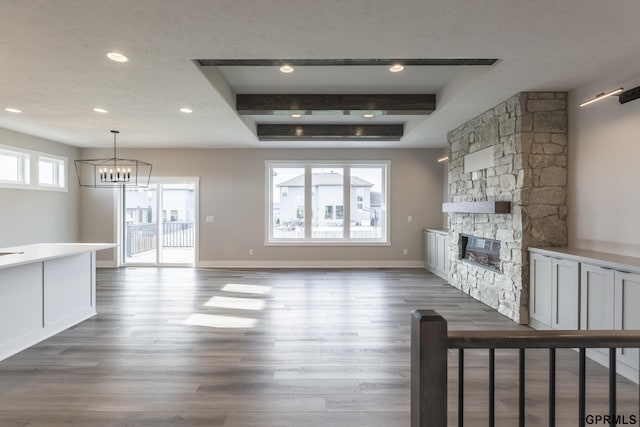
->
xmin=74 ymin=130 xmax=152 ymax=188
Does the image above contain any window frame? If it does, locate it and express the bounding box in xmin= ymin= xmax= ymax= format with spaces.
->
xmin=0 ymin=146 xmax=30 ymax=187
xmin=265 ymin=160 xmax=390 ymax=246
xmin=38 ymin=155 xmax=68 ymax=190
xmin=0 ymin=144 xmax=68 ymax=192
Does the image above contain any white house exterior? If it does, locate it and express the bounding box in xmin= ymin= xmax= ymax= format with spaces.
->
xmin=276 ymin=172 xmax=374 ymax=227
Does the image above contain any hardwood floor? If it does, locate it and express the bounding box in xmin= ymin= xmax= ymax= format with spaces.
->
xmin=0 ymin=268 xmax=637 ymax=426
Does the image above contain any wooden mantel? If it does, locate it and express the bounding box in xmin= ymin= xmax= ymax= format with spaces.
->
xmin=442 ymin=201 xmax=511 ymax=214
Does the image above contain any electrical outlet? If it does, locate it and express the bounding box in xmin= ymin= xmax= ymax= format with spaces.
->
xmin=206 ymin=216 xmax=215 ymax=223
xmin=403 ymin=248 xmax=408 ymax=255
xmin=249 ymin=249 xmax=254 ymax=256
xmin=408 ymin=215 xmax=412 ymax=222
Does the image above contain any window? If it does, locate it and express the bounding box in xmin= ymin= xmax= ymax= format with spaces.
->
xmin=266 ymin=161 xmax=389 ymax=245
xmin=0 ymin=144 xmax=67 ymax=191
xmin=269 ymin=167 xmax=305 ymax=239
xmin=0 ymin=148 xmax=30 ymax=185
xmin=38 ymin=156 xmax=66 ymax=189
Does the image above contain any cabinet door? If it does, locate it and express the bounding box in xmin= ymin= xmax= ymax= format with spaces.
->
xmin=530 ymin=253 xmax=553 ymax=327
xmin=580 ymin=263 xmax=615 ymax=330
xmin=444 ymin=236 xmax=451 ymax=275
xmin=423 ymin=231 xmax=429 ymax=270
xmin=427 ymin=232 xmax=437 ymax=269
xmin=551 ymin=258 xmax=580 ymax=330
xmin=435 ymin=234 xmax=446 ymax=273
xmin=615 ymin=271 xmax=640 ymax=369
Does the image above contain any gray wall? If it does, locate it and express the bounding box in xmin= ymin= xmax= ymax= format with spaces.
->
xmin=79 ymin=148 xmax=444 ymax=266
xmin=568 ymin=72 xmax=640 ymax=256
xmin=0 ymin=128 xmax=80 ymax=247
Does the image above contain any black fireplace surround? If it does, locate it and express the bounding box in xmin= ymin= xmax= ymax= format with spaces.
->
xmin=461 ymin=234 xmax=501 ymax=272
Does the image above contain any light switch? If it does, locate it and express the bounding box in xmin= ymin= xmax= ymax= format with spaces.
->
xmin=408 ymin=215 xmax=412 ymax=222
xmin=206 ymin=216 xmax=215 ymax=223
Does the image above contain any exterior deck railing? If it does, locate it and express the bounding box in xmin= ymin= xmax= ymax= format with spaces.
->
xmin=411 ymin=309 xmax=640 ymax=427
xmin=126 ymin=222 xmax=194 ymax=256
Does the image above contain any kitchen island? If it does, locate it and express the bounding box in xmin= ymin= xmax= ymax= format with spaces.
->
xmin=0 ymin=243 xmax=116 ymax=361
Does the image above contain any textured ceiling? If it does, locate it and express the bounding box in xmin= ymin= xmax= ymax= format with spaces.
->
xmin=1 ymin=0 xmax=640 ymax=148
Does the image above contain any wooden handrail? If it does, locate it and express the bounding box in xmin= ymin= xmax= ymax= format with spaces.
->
xmin=448 ymin=329 xmax=640 ymax=349
xmin=411 ymin=309 xmax=640 ymax=427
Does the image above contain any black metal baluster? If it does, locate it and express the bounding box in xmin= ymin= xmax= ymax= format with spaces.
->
xmin=459 ymin=348 xmax=464 ymax=427
xmin=489 ymin=348 xmax=495 ymax=427
xmin=610 ymin=348 xmax=616 ymax=427
xmin=579 ymin=348 xmax=586 ymax=427
xmin=549 ymin=348 xmax=556 ymax=427
xmin=519 ymin=348 xmax=525 ymax=427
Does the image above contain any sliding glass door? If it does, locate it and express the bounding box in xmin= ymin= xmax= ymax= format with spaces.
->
xmin=123 ymin=180 xmax=197 ymax=266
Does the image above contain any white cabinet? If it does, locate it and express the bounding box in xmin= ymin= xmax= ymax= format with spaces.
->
xmin=435 ymin=233 xmax=446 ymax=273
xmin=580 ymin=263 xmax=615 ymax=330
xmin=615 ymin=271 xmax=640 ymax=372
xmin=529 ymin=253 xmax=553 ymax=328
xmin=426 ymin=231 xmax=437 ymax=270
xmin=552 ymin=258 xmax=580 ymax=329
xmin=424 ymin=229 xmax=450 ymax=281
xmin=530 ymin=247 xmax=640 ymax=382
xmin=444 ymin=235 xmax=451 ymax=273
xmin=529 ymin=253 xmax=579 ymax=330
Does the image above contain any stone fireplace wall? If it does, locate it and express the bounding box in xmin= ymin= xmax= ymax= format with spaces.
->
xmin=447 ymin=92 xmax=568 ymax=323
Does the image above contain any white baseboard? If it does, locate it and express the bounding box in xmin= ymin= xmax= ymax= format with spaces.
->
xmin=197 ymin=260 xmax=425 ymax=269
xmin=96 ymin=260 xmax=117 ymax=268
xmin=97 ymin=259 xmax=426 ymax=269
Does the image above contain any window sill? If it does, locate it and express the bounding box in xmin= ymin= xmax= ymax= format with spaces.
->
xmin=265 ymin=240 xmax=391 ymax=247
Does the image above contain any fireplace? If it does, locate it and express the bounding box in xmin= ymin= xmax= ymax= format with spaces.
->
xmin=461 ymin=235 xmax=501 ymax=272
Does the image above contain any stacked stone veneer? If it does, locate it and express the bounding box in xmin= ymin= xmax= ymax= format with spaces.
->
xmin=447 ymin=92 xmax=568 ymax=324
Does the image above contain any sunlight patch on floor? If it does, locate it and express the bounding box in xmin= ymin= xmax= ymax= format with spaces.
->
xmin=205 ymin=296 xmax=266 ymax=311
xmin=184 ymin=313 xmax=257 ymax=329
xmin=222 ymin=283 xmax=272 ymax=294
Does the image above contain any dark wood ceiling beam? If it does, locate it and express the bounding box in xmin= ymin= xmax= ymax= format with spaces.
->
xmin=197 ymin=58 xmax=498 ymax=67
xmin=237 ymin=94 xmax=435 ymax=115
xmin=257 ymin=124 xmax=403 ymax=141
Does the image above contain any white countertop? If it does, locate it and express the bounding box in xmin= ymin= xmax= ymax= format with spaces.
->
xmin=529 ymin=246 xmax=640 ymax=274
xmin=424 ymin=228 xmax=449 ymax=234
xmin=0 ymin=243 xmax=117 ymax=270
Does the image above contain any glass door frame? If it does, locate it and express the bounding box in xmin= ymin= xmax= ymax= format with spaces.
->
xmin=119 ymin=176 xmax=200 ymax=267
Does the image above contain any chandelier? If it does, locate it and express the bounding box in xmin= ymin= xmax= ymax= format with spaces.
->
xmin=74 ymin=130 xmax=152 ymax=188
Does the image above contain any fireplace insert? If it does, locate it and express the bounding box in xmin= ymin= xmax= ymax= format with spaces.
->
xmin=461 ymin=234 xmax=501 ymax=272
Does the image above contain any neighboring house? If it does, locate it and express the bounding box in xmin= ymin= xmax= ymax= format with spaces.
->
xmin=276 ymin=172 xmax=374 ymax=227
xmin=369 ymin=191 xmax=382 ymax=227
xmin=124 ymin=186 xmax=195 ymax=225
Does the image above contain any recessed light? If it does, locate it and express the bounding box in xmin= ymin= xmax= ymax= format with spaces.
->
xmin=363 ymin=113 xmax=374 ymax=118
xmin=4 ymin=107 xmax=22 ymax=113
xmin=389 ymin=63 xmax=404 ymax=73
xmin=93 ymin=107 xmax=108 ymax=114
xmin=291 ymin=113 xmax=302 ymax=118
xmin=179 ymin=107 xmax=193 ymax=114
xmin=279 ymin=64 xmax=294 ymax=73
xmin=106 ymin=51 xmax=129 ymax=63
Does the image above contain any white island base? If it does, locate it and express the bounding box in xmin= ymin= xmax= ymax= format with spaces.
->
xmin=0 ymin=243 xmax=116 ymax=361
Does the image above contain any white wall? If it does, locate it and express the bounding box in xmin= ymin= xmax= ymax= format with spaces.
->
xmin=79 ymin=148 xmax=444 ymax=267
xmin=568 ymin=73 xmax=640 ymax=256
xmin=0 ymin=128 xmax=80 ymax=247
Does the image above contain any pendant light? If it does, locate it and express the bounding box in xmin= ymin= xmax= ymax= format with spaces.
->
xmin=74 ymin=130 xmax=152 ymax=188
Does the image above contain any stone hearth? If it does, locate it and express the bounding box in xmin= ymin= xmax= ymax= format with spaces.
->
xmin=447 ymin=92 xmax=568 ymax=323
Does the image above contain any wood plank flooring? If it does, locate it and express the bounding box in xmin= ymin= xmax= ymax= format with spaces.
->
xmin=0 ymin=268 xmax=637 ymax=426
